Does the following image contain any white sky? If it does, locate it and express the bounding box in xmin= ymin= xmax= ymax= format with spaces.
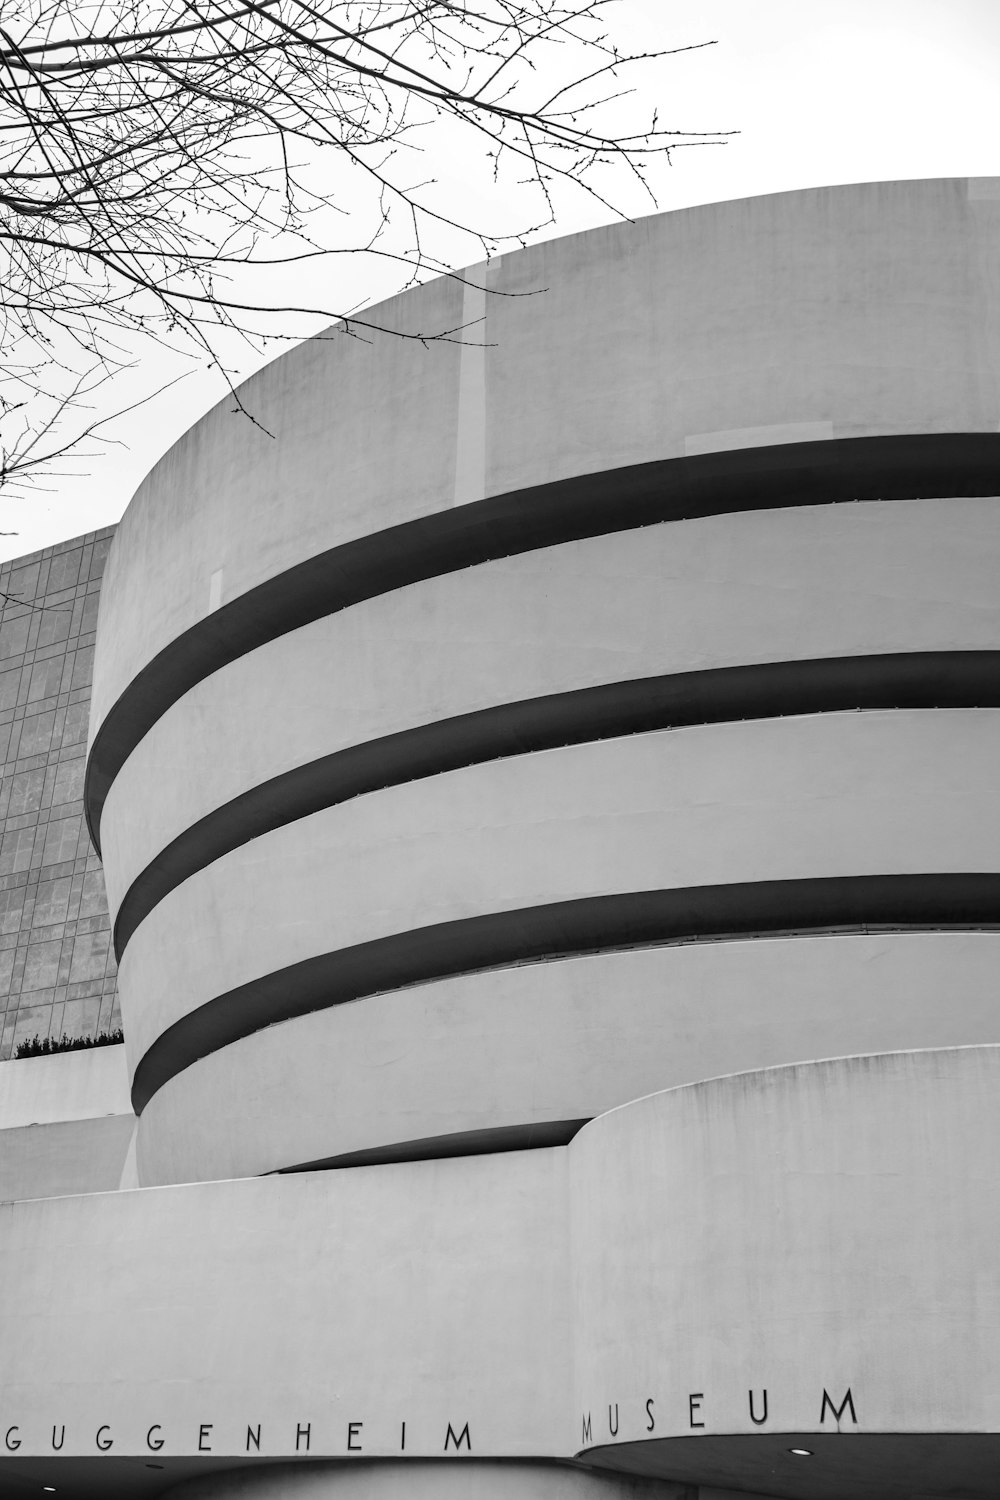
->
xmin=3 ymin=0 xmax=999 ymax=561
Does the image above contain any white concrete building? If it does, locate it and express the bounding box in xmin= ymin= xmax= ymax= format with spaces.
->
xmin=3 ymin=177 xmax=1000 ymax=1499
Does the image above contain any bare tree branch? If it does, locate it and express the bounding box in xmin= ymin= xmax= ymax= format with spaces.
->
xmin=0 ymin=0 xmax=734 ymax=491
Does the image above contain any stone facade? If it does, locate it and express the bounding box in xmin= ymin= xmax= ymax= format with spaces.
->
xmin=0 ymin=527 xmax=118 ymax=1058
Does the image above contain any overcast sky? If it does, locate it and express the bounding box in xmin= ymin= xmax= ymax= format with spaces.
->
xmin=3 ymin=0 xmax=999 ymax=562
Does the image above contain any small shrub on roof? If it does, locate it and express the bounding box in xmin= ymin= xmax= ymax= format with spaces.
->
xmin=14 ymin=1028 xmax=124 ymax=1059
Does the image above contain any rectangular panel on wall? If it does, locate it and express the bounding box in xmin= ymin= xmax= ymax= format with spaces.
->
xmin=0 ymin=527 xmax=118 ymax=1059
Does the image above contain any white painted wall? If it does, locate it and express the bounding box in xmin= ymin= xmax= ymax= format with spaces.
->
xmin=100 ymin=496 xmax=1000 ymax=917
xmin=120 ymin=710 xmax=1000 ymax=1079
xmin=134 ymin=933 xmax=1000 ymax=1187
xmin=2 ymin=1149 xmax=571 ymax=1461
xmin=0 ymin=1047 xmax=135 ymax=1201
xmin=570 ymin=1046 xmax=1000 ymax=1494
xmin=3 ymin=1048 xmax=1000 ymax=1500
xmin=0 ymin=1044 xmax=130 ymax=1128
xmin=90 ymin=179 xmax=1000 ymax=739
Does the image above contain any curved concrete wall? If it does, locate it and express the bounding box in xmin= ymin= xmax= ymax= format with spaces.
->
xmin=88 ymin=179 xmax=1000 ymax=1187
xmin=99 ymin=497 xmax=1000 ymax=923
xmin=88 ymin=178 xmax=1000 ymax=743
xmin=5 ymin=1049 xmax=1000 ymax=1500
xmin=120 ymin=710 xmax=1000 ymax=1076
xmin=0 ymin=1045 xmax=135 ymax=1200
xmin=135 ymin=933 xmax=1000 ymax=1186
xmin=572 ymin=1047 xmax=1000 ymax=1497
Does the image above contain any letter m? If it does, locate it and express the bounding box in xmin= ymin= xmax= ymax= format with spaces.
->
xmin=445 ymin=1421 xmax=471 ymax=1452
xmin=820 ymin=1388 xmax=857 ymax=1426
xmin=581 ymin=1411 xmax=592 ymax=1444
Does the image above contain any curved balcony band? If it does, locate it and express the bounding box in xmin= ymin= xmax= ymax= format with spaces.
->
xmin=86 ymin=433 xmax=1000 ymax=851
xmin=111 ymin=650 xmax=1000 ymax=958
xmin=87 ymin=179 xmax=1000 ymax=827
xmin=118 ymin=706 xmax=1000 ymax=1075
xmin=133 ymin=932 xmax=1000 ymax=1186
xmin=130 ymin=876 xmax=1000 ymax=1116
xmin=97 ymin=487 xmax=1000 ymax=929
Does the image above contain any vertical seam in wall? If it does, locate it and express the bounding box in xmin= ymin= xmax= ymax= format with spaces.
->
xmin=453 ymin=270 xmax=488 ymax=507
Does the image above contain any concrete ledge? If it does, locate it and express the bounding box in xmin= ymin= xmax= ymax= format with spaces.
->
xmin=3 ymin=1047 xmax=1000 ymax=1499
xmin=0 ymin=1045 xmax=131 ymax=1128
xmin=0 ymin=1114 xmax=137 ymax=1202
xmin=0 ymin=1046 xmax=135 ymax=1201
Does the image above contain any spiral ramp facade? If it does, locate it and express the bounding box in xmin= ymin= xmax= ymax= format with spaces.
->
xmin=5 ymin=177 xmax=1000 ymax=1498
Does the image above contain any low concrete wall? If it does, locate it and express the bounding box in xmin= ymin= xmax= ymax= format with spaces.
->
xmin=2 ymin=1149 xmax=571 ymax=1462
xmin=570 ymin=1047 xmax=1000 ymax=1495
xmin=2 ymin=1048 xmax=1000 ymax=1500
xmin=0 ymin=1043 xmax=130 ymax=1128
xmin=0 ymin=1046 xmax=135 ymax=1200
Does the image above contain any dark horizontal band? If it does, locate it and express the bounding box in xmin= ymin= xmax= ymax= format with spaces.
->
xmin=130 ymin=873 xmax=1000 ymax=1114
xmin=86 ymin=432 xmax=1000 ymax=853
xmin=114 ymin=650 xmax=1000 ymax=959
xmin=277 ymin=1119 xmax=588 ymax=1174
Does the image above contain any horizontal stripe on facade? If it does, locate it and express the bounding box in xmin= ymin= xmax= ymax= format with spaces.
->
xmin=130 ymin=873 xmax=1000 ymax=1114
xmin=85 ymin=432 xmax=1000 ymax=852
xmin=112 ymin=651 xmax=1000 ymax=959
xmin=276 ymin=1120 xmax=589 ymax=1174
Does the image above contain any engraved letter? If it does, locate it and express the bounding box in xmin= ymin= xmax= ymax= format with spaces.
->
xmin=347 ymin=1422 xmax=363 ymax=1452
xmin=400 ymin=1421 xmax=406 ymax=1451
xmin=296 ymin=1423 xmax=311 ymax=1453
xmin=581 ymin=1412 xmax=592 ymax=1444
xmin=645 ymin=1398 xmax=655 ymax=1433
xmin=749 ymin=1388 xmax=768 ymax=1426
xmin=246 ymin=1424 xmax=261 ymax=1453
xmin=146 ymin=1425 xmax=164 ymax=1452
xmin=608 ymin=1403 xmax=619 ymax=1437
xmin=5 ymin=1427 xmax=20 ymax=1452
xmin=51 ymin=1425 xmax=65 ymax=1451
xmin=445 ymin=1421 xmax=471 ymax=1452
xmin=96 ymin=1426 xmax=113 ymax=1451
xmin=689 ymin=1394 xmax=705 ymax=1429
xmin=198 ymin=1424 xmax=213 ymax=1452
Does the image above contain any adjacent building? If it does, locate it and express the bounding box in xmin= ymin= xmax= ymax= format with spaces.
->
xmin=2 ymin=178 xmax=1000 ymax=1500
xmin=0 ymin=529 xmax=119 ymax=1059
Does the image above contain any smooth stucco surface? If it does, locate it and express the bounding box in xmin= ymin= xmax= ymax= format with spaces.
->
xmin=135 ymin=933 xmax=1000 ymax=1185
xmin=0 ymin=1045 xmax=135 ymax=1200
xmin=89 ymin=179 xmax=1000 ymax=1195
xmin=5 ymin=1050 xmax=1000 ymax=1499
xmin=0 ymin=1042 xmax=129 ymax=1128
xmin=4 ymin=1148 xmax=571 ymax=1459
xmin=120 ymin=709 xmax=1000 ymax=1077
xmin=572 ymin=1048 xmax=1000 ymax=1443
xmin=99 ymin=496 xmax=1000 ymax=916
xmin=88 ymin=178 xmax=1000 ymax=739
